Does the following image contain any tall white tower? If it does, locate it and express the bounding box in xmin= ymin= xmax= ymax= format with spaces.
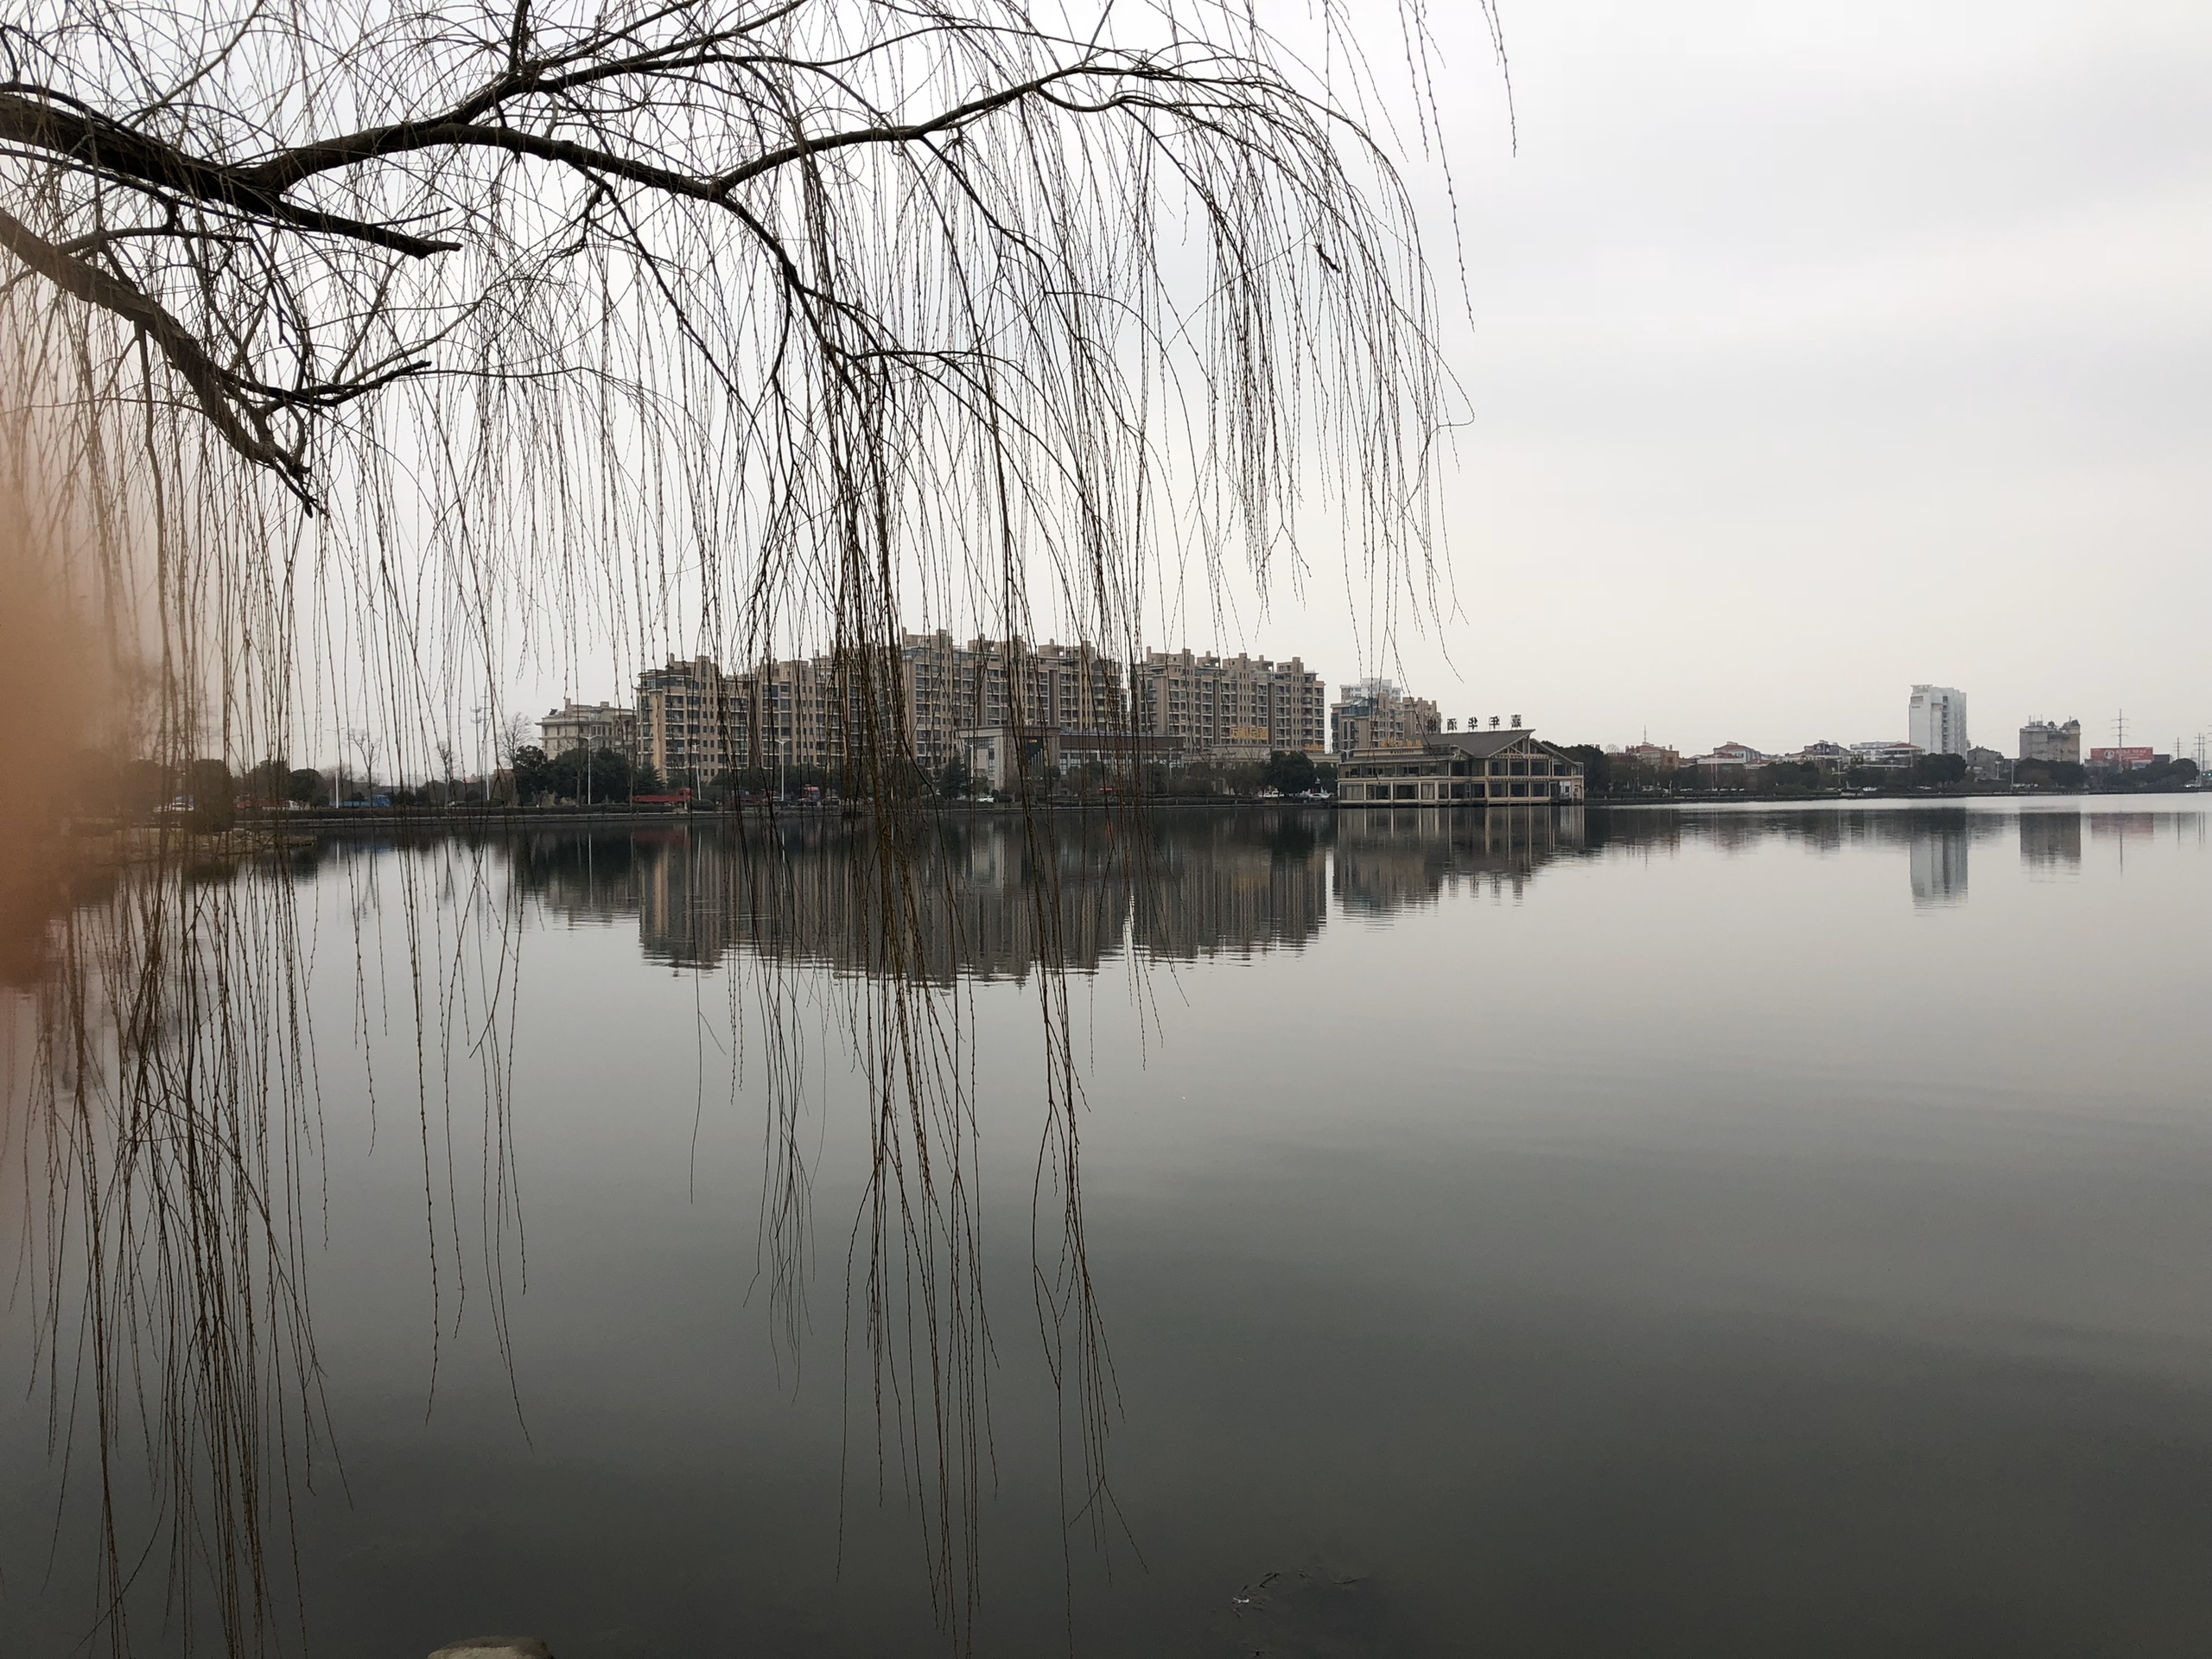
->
xmin=1908 ymin=684 xmax=1969 ymax=755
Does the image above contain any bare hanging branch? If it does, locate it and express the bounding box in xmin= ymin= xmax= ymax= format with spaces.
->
xmin=0 ymin=1 xmax=1486 ymax=1651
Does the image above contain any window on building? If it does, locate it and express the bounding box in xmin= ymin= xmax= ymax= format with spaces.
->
xmin=1511 ymin=782 xmax=1529 ymax=797
xmin=1510 ymin=760 xmax=1529 ymax=776
xmin=1395 ymin=784 xmax=1418 ymax=799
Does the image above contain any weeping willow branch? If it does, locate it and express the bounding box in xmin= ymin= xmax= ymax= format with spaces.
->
xmin=1 ymin=0 xmax=1484 ymax=1651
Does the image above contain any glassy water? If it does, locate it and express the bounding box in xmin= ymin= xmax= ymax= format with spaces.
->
xmin=5 ymin=801 xmax=2210 ymax=1656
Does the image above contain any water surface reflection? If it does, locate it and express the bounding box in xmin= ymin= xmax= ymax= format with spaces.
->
xmin=4 ymin=799 xmax=2209 ymax=1657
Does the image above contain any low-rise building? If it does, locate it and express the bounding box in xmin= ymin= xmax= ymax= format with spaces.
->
xmin=540 ymin=700 xmax=639 ymax=759
xmin=1690 ymin=740 xmax=1770 ymax=770
xmin=2089 ymin=746 xmax=2157 ymax=772
xmin=1336 ymin=728 xmax=1586 ymax=806
xmin=957 ymin=726 xmax=1058 ymax=791
xmin=1849 ymin=740 xmax=1923 ymax=770
xmin=1792 ymin=740 xmax=1852 ymax=769
xmin=1966 ymin=746 xmax=2008 ymax=783
xmin=1611 ymin=741 xmax=1682 ymax=773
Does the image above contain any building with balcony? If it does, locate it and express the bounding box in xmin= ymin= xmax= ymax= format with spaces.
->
xmin=639 ymin=637 xmax=1122 ymax=785
xmin=637 ymin=657 xmax=759 ymax=783
xmin=1131 ymin=649 xmax=1325 ymax=763
xmin=899 ymin=632 xmax=1124 ymax=772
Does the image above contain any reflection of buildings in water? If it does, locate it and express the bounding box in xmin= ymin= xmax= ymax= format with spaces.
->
xmin=512 ymin=810 xmax=1331 ymax=981
xmin=499 ymin=830 xmax=649 ymax=923
xmin=1571 ymin=805 xmax=2012 ymax=910
xmin=1908 ymin=823 xmax=1969 ymax=907
xmin=2090 ymin=811 xmax=2165 ymax=850
xmin=2018 ymin=812 xmax=2083 ymax=872
xmin=1128 ymin=812 xmax=1328 ymax=961
xmin=1332 ymin=805 xmax=1586 ymax=915
xmin=1591 ymin=806 xmax=2010 ymax=863
xmin=623 ymin=821 xmax=1129 ymax=981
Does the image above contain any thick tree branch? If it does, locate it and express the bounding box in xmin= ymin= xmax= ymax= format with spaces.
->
xmin=242 ymin=56 xmax=1140 ymax=201
xmin=0 ymin=200 xmax=308 ymax=488
xmin=0 ymin=90 xmax=458 ymax=256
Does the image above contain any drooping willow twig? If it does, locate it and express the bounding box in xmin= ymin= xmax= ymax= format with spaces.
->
xmin=1 ymin=0 xmax=1486 ymax=1650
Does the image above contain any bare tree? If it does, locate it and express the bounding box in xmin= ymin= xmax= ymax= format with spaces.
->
xmin=345 ymin=725 xmax=379 ymax=792
xmin=1 ymin=1 xmax=1459 ymax=681
xmin=0 ymin=1 xmax=1482 ymax=1649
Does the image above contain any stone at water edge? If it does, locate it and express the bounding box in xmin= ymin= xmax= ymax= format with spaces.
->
xmin=428 ymin=1640 xmax=552 ymax=1659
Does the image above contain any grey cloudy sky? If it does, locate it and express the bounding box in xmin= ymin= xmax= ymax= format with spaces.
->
xmin=1294 ymin=0 xmax=2210 ymax=755
xmin=509 ymin=0 xmax=2208 ymax=761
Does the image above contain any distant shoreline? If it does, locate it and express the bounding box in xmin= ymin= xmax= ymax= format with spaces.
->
xmin=177 ymin=783 xmax=2206 ymax=832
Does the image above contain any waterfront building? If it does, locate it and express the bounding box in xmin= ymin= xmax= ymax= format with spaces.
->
xmin=539 ymin=700 xmax=638 ymax=760
xmin=1329 ymin=678 xmax=1440 ymax=755
xmin=1336 ymin=727 xmax=1585 ymax=805
xmin=2018 ymin=718 xmax=2082 ymax=765
xmin=1909 ymin=684 xmax=1969 ymax=755
xmin=1612 ymin=741 xmax=1682 ymax=773
xmin=1689 ymin=741 xmax=1770 ymax=770
xmin=1792 ymin=740 xmax=1852 ymax=770
xmin=1966 ymin=746 xmax=2008 ymax=783
xmin=1849 ymin=739 xmax=1923 ymax=769
xmin=1133 ymin=649 xmax=1326 ymax=762
xmin=2088 ymin=746 xmax=2157 ymax=772
xmin=957 ymin=725 xmax=1059 ymax=791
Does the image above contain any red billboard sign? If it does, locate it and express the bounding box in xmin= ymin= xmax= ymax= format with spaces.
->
xmin=2089 ymin=747 xmax=2155 ymax=769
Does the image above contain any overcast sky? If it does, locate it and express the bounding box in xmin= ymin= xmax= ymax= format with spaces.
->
xmin=511 ymin=0 xmax=2209 ymax=761
xmin=1282 ymin=0 xmax=2211 ymax=755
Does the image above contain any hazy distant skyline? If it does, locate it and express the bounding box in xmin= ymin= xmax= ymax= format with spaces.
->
xmin=1346 ymin=0 xmax=2211 ymax=756
xmin=518 ymin=0 xmax=2209 ymax=761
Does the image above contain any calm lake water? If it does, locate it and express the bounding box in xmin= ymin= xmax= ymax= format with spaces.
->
xmin=6 ymin=799 xmax=2211 ymax=1656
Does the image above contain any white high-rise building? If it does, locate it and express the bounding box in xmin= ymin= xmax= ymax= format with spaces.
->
xmin=1908 ymin=684 xmax=1969 ymax=755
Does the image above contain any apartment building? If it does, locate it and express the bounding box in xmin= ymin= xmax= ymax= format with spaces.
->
xmin=539 ymin=701 xmax=639 ymax=759
xmin=898 ymin=632 xmax=1124 ymax=770
xmin=1133 ymin=650 xmax=1326 ymax=762
xmin=1329 ymin=679 xmax=1440 ymax=755
xmin=636 ymin=657 xmax=760 ymax=782
xmin=641 ymin=636 xmax=1122 ymax=783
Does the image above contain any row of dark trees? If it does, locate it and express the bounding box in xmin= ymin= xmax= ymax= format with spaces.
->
xmin=649 ymin=750 xmax=1338 ymax=804
xmin=508 ymin=746 xmax=664 ymax=804
xmin=1582 ymin=747 xmax=2199 ymax=798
